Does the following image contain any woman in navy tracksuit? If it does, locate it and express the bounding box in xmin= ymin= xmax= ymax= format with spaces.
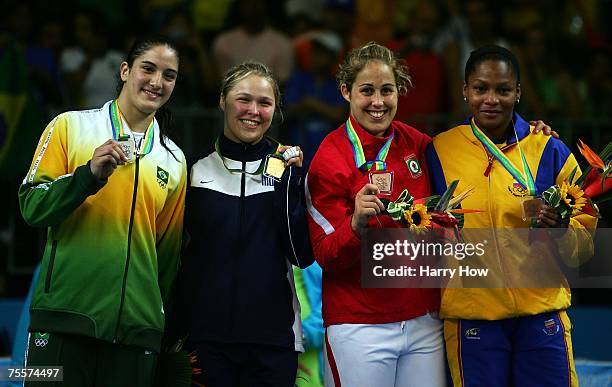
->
xmin=172 ymin=61 xmax=314 ymax=387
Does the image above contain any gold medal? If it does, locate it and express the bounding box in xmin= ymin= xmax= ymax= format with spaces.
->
xmin=369 ymin=171 xmax=394 ymax=195
xmin=263 ymin=154 xmax=286 ymax=181
xmin=521 ymin=196 xmax=542 ymax=222
xmin=118 ymin=136 xmax=135 ymax=163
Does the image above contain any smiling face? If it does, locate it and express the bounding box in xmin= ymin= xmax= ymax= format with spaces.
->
xmin=341 ymin=60 xmax=398 ymax=137
xmin=463 ymin=59 xmax=520 ymax=136
xmin=119 ymin=44 xmax=178 ymax=116
xmin=220 ymin=74 xmax=276 ymax=144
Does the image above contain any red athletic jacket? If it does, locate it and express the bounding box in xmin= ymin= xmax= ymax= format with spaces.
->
xmin=306 ymin=116 xmax=440 ymax=326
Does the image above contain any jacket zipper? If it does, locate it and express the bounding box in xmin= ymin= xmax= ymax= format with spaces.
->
xmin=229 ymin=159 xmax=246 ymax=334
xmin=113 ymin=156 xmax=140 ymax=343
xmin=486 ymin=146 xmax=516 ymax=311
xmin=239 ymin=159 xmax=246 ymax=239
xmin=44 ymin=240 xmax=58 ymax=293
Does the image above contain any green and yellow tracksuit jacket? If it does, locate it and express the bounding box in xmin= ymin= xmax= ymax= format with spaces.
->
xmin=427 ymin=113 xmax=597 ymax=320
xmin=19 ymin=101 xmax=187 ymax=351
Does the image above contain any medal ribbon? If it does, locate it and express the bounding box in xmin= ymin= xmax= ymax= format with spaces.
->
xmin=345 ymin=117 xmax=394 ymax=171
xmin=214 ymin=136 xmax=283 ymax=175
xmin=109 ymin=100 xmax=155 ymax=156
xmin=470 ymin=118 xmax=536 ymax=195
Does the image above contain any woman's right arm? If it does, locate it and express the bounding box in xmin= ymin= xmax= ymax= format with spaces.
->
xmin=19 ymin=114 xmax=107 ymax=227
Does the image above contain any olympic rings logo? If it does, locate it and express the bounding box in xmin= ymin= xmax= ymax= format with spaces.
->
xmin=35 ymin=338 xmax=48 ymax=347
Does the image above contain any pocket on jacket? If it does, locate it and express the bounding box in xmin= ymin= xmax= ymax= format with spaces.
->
xmin=44 ymin=240 xmax=58 ymax=293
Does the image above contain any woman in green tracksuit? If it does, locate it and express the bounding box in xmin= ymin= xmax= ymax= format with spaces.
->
xmin=18 ymin=36 xmax=187 ymax=387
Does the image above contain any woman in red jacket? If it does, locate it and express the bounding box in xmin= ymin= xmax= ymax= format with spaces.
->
xmin=305 ymin=42 xmax=445 ymax=387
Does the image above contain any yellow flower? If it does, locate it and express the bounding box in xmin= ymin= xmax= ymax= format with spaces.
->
xmin=560 ymin=181 xmax=587 ymax=215
xmin=403 ymin=203 xmax=432 ymax=231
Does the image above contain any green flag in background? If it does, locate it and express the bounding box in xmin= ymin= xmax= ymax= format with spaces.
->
xmin=0 ymin=42 xmax=45 ymax=182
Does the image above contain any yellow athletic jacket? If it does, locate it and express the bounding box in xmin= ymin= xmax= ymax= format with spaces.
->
xmin=427 ymin=113 xmax=596 ymax=320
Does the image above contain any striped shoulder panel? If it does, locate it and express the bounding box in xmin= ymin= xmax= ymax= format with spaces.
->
xmin=534 ymin=137 xmax=572 ymax=195
xmin=190 ymin=152 xmax=275 ymax=197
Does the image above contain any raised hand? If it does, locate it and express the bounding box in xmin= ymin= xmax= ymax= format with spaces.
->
xmin=90 ymin=139 xmax=128 ymax=180
xmin=279 ymin=145 xmax=304 ymax=167
xmin=351 ymin=183 xmax=385 ymax=235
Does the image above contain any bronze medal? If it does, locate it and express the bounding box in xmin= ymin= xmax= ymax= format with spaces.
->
xmin=521 ymin=196 xmax=542 ymax=222
xmin=369 ymin=171 xmax=394 ymax=195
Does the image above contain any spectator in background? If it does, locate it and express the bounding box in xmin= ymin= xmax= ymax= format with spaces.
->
xmin=191 ymin=0 xmax=234 ymax=42
xmin=294 ymin=1 xmax=353 ymax=72
xmin=351 ymin=0 xmax=394 ymax=47
xmin=60 ymin=10 xmax=124 ymax=109
xmin=389 ymin=0 xmax=446 ymax=133
xmin=578 ymin=47 xmax=612 ymax=118
xmin=284 ymin=32 xmax=346 ymax=165
xmin=285 ymin=0 xmax=325 ymax=37
xmin=2 ymin=3 xmax=63 ymax=108
xmin=436 ymin=0 xmax=510 ymax=120
xmin=518 ymin=28 xmax=581 ymax=120
xmin=212 ymin=0 xmax=294 ymax=83
xmin=161 ymin=11 xmax=218 ymax=107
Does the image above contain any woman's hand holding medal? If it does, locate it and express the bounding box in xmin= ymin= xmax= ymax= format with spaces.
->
xmin=537 ymin=204 xmax=570 ymax=228
xmin=279 ymin=145 xmax=303 ymax=167
xmin=537 ymin=204 xmax=570 ymax=239
xmin=351 ymin=183 xmax=385 ymax=236
xmin=90 ymin=139 xmax=129 ymax=180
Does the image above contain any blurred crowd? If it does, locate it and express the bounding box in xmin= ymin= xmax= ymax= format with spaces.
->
xmin=0 ymin=0 xmax=611 ymax=292
xmin=1 ymin=0 xmax=610 ymax=130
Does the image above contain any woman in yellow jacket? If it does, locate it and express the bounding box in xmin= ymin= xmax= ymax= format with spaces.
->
xmin=427 ymin=45 xmax=597 ymax=386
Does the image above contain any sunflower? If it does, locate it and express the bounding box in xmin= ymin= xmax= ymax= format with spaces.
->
xmin=403 ymin=203 xmax=432 ymax=231
xmin=560 ymin=181 xmax=587 ymax=215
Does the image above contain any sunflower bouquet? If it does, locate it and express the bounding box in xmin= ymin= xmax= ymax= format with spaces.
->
xmin=541 ymin=140 xmax=611 ymax=220
xmin=382 ymin=180 xmax=481 ymax=232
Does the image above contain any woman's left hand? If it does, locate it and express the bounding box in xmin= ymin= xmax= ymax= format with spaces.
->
xmin=279 ymin=145 xmax=304 ymax=167
xmin=537 ymin=204 xmax=570 ymax=228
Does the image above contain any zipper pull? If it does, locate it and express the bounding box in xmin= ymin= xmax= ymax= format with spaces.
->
xmin=484 ymin=157 xmax=494 ymax=177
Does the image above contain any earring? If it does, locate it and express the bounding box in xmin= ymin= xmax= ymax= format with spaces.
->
xmin=463 ymin=96 xmax=468 ymax=103
xmin=516 ymin=98 xmax=520 ymax=104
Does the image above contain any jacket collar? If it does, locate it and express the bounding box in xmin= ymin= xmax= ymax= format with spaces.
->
xmin=218 ymin=134 xmax=275 ymax=162
xmin=459 ymin=112 xmax=531 ymax=145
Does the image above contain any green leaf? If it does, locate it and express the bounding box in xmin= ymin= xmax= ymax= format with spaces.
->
xmin=567 ymin=165 xmax=578 ymax=186
xmin=425 ymin=196 xmax=440 ymax=212
xmin=380 ymin=198 xmax=390 ymax=209
xmin=575 ymin=166 xmax=590 ymax=187
xmin=434 ymin=180 xmax=459 ymax=212
xmin=602 ymin=168 xmax=611 ymax=192
xmin=456 ymin=213 xmax=465 ymax=229
xmin=542 ymin=185 xmax=561 ymax=207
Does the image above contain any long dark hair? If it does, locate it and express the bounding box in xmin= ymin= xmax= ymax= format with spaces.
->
xmin=117 ymin=35 xmax=180 ymax=160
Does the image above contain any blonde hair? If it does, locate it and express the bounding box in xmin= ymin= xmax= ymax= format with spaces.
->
xmin=336 ymin=42 xmax=412 ymax=95
xmin=220 ymin=61 xmax=281 ymax=108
